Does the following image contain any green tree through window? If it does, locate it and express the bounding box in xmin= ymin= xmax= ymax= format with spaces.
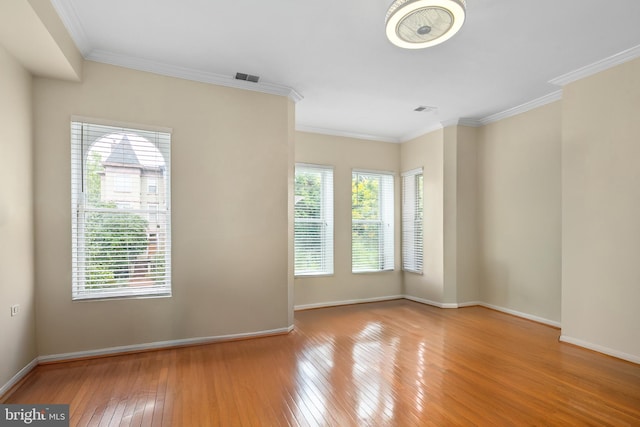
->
xmin=72 ymin=121 xmax=172 ymax=300
xmin=294 ymin=165 xmax=333 ymax=275
xmin=85 ymin=206 xmax=149 ymax=287
xmin=352 ymin=171 xmax=394 ymax=272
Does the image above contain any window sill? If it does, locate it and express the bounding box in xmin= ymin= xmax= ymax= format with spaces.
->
xmin=72 ymin=291 xmax=172 ymax=302
xmin=294 ymin=273 xmax=334 ymax=279
xmin=352 ymin=269 xmax=395 ymax=274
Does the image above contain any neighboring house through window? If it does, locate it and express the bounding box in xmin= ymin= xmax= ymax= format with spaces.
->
xmin=147 ymin=178 xmax=157 ymax=194
xmin=71 ymin=120 xmax=172 ymax=300
xmin=148 ymin=203 xmax=159 ymax=223
xmin=113 ymin=174 xmax=132 ymax=193
xmin=402 ymin=168 xmax=423 ymax=273
xmin=352 ymin=170 xmax=394 ymax=272
xmin=294 ymin=164 xmax=334 ymax=276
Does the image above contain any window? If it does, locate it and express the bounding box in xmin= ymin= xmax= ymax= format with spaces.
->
xmin=113 ymin=174 xmax=132 ymax=193
xmin=294 ymin=164 xmax=334 ymax=276
xmin=148 ymin=203 xmax=159 ymax=222
xmin=402 ymin=168 xmax=423 ymax=273
xmin=352 ymin=170 xmax=394 ymax=272
xmin=147 ymin=178 xmax=157 ymax=194
xmin=71 ymin=120 xmax=171 ymax=300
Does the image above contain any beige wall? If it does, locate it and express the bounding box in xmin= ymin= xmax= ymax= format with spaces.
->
xmin=455 ymin=126 xmax=480 ymax=303
xmin=0 ymin=0 xmax=82 ymax=81
xmin=401 ymin=125 xmax=479 ymax=306
xmin=443 ymin=126 xmax=458 ymax=304
xmin=562 ymin=57 xmax=640 ymax=360
xmin=477 ymin=101 xmax=562 ymax=323
xmin=294 ymin=132 xmax=402 ymax=307
xmin=0 ymin=46 xmax=37 ymax=388
xmin=287 ymin=102 xmax=296 ymax=325
xmin=400 ymin=130 xmax=445 ymax=303
xmin=33 ymin=61 xmax=294 ymax=356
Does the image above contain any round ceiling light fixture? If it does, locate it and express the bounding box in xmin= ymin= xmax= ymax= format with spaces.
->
xmin=385 ymin=0 xmax=466 ymax=49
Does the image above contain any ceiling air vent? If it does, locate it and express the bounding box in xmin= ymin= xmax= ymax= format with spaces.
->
xmin=235 ymin=72 xmax=260 ymax=83
xmin=414 ymin=105 xmax=437 ymax=112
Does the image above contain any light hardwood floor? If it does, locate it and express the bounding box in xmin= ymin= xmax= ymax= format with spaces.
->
xmin=4 ymin=300 xmax=640 ymax=426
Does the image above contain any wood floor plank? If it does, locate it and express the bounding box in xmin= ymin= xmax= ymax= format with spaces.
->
xmin=5 ymin=300 xmax=640 ymax=426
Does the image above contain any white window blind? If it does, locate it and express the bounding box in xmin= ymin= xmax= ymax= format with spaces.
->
xmin=71 ymin=121 xmax=172 ymax=300
xmin=402 ymin=168 xmax=424 ymax=273
xmin=352 ymin=170 xmax=394 ymax=272
xmin=294 ymin=164 xmax=334 ymax=276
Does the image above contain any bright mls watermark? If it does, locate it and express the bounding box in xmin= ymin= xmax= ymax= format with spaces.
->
xmin=0 ymin=405 xmax=68 ymax=426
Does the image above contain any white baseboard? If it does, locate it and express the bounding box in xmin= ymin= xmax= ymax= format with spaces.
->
xmin=38 ymin=325 xmax=294 ymax=363
xmin=0 ymin=358 xmax=38 ymax=399
xmin=403 ymin=295 xmax=459 ymax=309
xmin=294 ymin=295 xmax=404 ymax=311
xmin=559 ymin=335 xmax=640 ymax=364
xmin=403 ymin=298 xmax=561 ymax=327
xmin=477 ymin=302 xmax=561 ymax=328
xmin=296 ymin=296 xmax=561 ymax=329
xmin=3 ymin=326 xmax=295 ymax=394
xmin=457 ymin=300 xmax=482 ymax=308
xmin=3 ymin=307 xmax=637 ymax=398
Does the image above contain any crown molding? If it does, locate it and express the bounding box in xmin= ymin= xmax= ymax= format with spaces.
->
xmin=399 ymin=123 xmax=443 ymax=142
xmin=86 ymin=49 xmax=303 ymax=103
xmin=399 ymin=118 xmax=480 ymax=143
xmin=398 ymin=45 xmax=640 ymax=137
xmin=440 ymin=118 xmax=460 ymax=128
xmin=49 ymin=0 xmax=91 ymax=55
xmin=458 ymin=118 xmax=483 ymax=127
xmin=49 ymin=0 xmax=303 ymax=102
xmin=439 ymin=118 xmax=483 ymax=128
xmin=45 ymin=3 xmax=640 ymax=142
xmin=479 ymin=90 xmax=562 ymax=126
xmin=549 ymin=44 xmax=640 ymax=87
xmin=296 ymin=124 xmax=400 ymax=143
xmin=340 ymin=89 xmax=561 ymax=144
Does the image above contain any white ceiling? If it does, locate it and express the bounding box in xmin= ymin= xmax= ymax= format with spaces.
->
xmin=51 ymin=0 xmax=640 ymax=142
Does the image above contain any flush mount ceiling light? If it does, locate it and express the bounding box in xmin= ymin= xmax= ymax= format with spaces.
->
xmin=385 ymin=0 xmax=466 ymax=49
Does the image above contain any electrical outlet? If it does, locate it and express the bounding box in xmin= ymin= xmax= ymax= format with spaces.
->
xmin=10 ymin=304 xmax=19 ymax=317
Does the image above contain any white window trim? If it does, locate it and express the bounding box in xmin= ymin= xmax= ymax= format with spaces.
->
xmin=352 ymin=169 xmax=395 ymax=273
xmin=402 ymin=167 xmax=424 ymax=274
xmin=294 ymin=163 xmax=334 ymax=277
xmin=71 ymin=120 xmax=172 ymax=301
